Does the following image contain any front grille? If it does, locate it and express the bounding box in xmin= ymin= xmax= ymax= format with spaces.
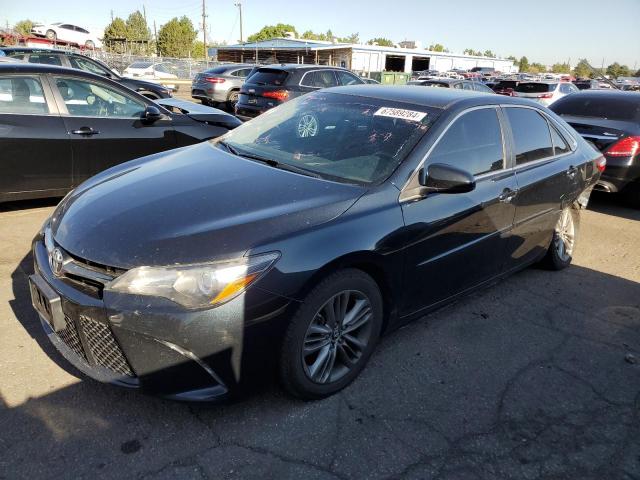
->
xmin=79 ymin=316 xmax=135 ymax=377
xmin=58 ymin=315 xmax=87 ymax=362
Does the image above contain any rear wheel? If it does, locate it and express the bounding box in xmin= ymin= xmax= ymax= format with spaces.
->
xmin=542 ymin=207 xmax=580 ymax=270
xmin=45 ymin=30 xmax=57 ymax=41
xmin=226 ymin=90 xmax=240 ymax=110
xmin=279 ymin=269 xmax=383 ymax=400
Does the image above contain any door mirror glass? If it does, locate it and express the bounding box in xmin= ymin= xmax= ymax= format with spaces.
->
xmin=142 ymin=105 xmax=162 ymax=123
xmin=419 ymin=163 xmax=476 ymax=194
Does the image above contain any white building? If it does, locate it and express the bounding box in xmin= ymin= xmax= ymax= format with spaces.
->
xmin=215 ymin=38 xmax=517 ymax=74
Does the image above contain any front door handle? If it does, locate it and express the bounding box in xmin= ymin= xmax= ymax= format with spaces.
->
xmin=498 ymin=188 xmax=518 ymax=203
xmin=71 ymin=127 xmax=100 ymax=136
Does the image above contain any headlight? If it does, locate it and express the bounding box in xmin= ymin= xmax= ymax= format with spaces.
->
xmin=106 ymin=252 xmax=279 ymax=309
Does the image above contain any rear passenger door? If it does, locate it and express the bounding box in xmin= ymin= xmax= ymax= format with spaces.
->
xmin=503 ymin=106 xmax=576 ymax=269
xmin=0 ymin=74 xmax=72 ymax=199
xmin=399 ymin=107 xmax=518 ymax=316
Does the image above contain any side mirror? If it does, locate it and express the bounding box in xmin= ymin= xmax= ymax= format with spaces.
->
xmin=142 ymin=105 xmax=163 ymax=124
xmin=419 ymin=163 xmax=476 ymax=194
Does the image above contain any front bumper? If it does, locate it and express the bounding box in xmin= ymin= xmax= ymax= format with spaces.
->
xmin=30 ymin=236 xmax=292 ymax=401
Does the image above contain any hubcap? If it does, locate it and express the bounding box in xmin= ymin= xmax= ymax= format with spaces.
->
xmin=302 ymin=290 xmax=372 ymax=384
xmin=554 ymin=209 xmax=575 ymax=262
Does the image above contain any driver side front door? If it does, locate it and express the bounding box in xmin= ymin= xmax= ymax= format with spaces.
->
xmin=48 ymin=75 xmax=177 ymax=186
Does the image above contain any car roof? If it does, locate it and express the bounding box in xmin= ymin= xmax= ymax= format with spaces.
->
xmin=324 ymin=85 xmax=529 ymax=110
xmin=567 ymin=89 xmax=640 ymax=102
xmin=0 ymin=47 xmax=72 ymax=54
xmin=256 ymin=64 xmax=350 ymax=72
xmin=0 ymin=62 xmax=109 ymax=79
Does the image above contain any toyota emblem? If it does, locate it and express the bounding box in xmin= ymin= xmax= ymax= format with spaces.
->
xmin=50 ymin=248 xmax=64 ymax=276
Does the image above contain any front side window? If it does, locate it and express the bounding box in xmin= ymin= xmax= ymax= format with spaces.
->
xmin=550 ymin=124 xmax=570 ymax=155
xmin=505 ymin=107 xmax=553 ymax=165
xmin=428 ymin=108 xmax=504 ymax=176
xmin=69 ymin=56 xmax=110 ymax=76
xmin=54 ymin=77 xmax=145 ymax=118
xmin=301 ymin=70 xmax=337 ymax=88
xmin=335 ymin=70 xmax=362 ymax=86
xmin=216 ymin=92 xmax=440 ymax=184
xmin=0 ymin=76 xmax=48 ymax=114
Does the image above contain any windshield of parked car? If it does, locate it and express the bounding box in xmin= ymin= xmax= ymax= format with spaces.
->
xmin=551 ymin=95 xmax=640 ymax=121
xmin=215 ymin=92 xmax=440 ymax=184
xmin=515 ymin=83 xmax=557 ymax=93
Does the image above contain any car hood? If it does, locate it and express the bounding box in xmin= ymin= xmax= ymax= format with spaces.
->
xmin=51 ymin=142 xmax=365 ymax=269
xmin=156 ymin=98 xmax=242 ymax=129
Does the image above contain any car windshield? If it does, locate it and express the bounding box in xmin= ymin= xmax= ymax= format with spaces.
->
xmin=515 ymin=83 xmax=556 ymax=93
xmin=551 ymin=95 xmax=640 ymax=121
xmin=215 ymin=92 xmax=440 ymax=184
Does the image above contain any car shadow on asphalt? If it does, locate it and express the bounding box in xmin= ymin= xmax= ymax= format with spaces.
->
xmin=588 ymin=191 xmax=640 ymax=222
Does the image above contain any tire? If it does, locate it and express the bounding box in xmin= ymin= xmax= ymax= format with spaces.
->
xmin=45 ymin=30 xmax=57 ymax=41
xmin=226 ymin=90 xmax=240 ymax=111
xmin=541 ymin=207 xmax=580 ymax=270
xmin=279 ymin=269 xmax=383 ymax=400
xmin=622 ymin=182 xmax=640 ymax=209
xmin=85 ymin=40 xmax=95 ymax=49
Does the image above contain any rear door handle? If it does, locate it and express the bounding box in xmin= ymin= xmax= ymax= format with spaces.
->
xmin=566 ymin=165 xmax=578 ymax=177
xmin=498 ymin=188 xmax=518 ymax=203
xmin=71 ymin=127 xmax=100 ymax=136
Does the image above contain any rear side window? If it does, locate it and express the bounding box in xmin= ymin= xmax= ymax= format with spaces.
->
xmin=429 ymin=108 xmax=504 ymax=176
xmin=335 ymin=70 xmax=362 ymax=86
xmin=0 ymin=76 xmax=49 ymax=114
xmin=69 ymin=56 xmax=110 ymax=76
xmin=248 ymin=69 xmax=288 ymax=86
xmin=550 ymin=125 xmax=570 ymax=155
xmin=300 ymin=70 xmax=338 ymax=88
xmin=515 ymin=83 xmax=556 ymax=93
xmin=551 ymin=95 xmax=640 ymax=121
xmin=505 ymin=108 xmax=553 ymax=164
xmin=28 ymin=54 xmax=62 ymax=66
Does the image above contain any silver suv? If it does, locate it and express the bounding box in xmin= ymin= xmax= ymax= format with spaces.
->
xmin=191 ymin=64 xmax=254 ymax=109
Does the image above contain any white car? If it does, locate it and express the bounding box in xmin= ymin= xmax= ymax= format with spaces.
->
xmin=513 ymin=81 xmax=579 ymax=106
xmin=123 ymin=62 xmax=179 ymax=90
xmin=31 ymin=23 xmax=102 ymax=48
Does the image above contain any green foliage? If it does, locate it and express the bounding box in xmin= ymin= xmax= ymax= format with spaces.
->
xmin=191 ymin=40 xmax=206 ymax=58
xmin=463 ymin=48 xmax=482 ymax=56
xmin=506 ymin=55 xmax=519 ymax=67
xmin=428 ymin=44 xmax=449 ymax=53
xmin=247 ymin=24 xmax=297 ymax=42
xmin=126 ymin=10 xmax=152 ymax=54
xmin=529 ymin=62 xmax=547 ymax=74
xmin=606 ymin=62 xmax=631 ymax=79
xmin=573 ymin=59 xmax=592 ymax=79
xmin=14 ymin=19 xmax=34 ymax=36
xmin=157 ymin=16 xmax=197 ymax=57
xmin=301 ymin=30 xmax=359 ymax=43
xmin=103 ymin=17 xmax=129 ymax=53
xmin=550 ymin=62 xmax=571 ymax=74
xmin=518 ymin=56 xmax=529 ymax=73
xmin=483 ymin=50 xmax=495 ymax=58
xmin=367 ymin=37 xmax=394 ymax=47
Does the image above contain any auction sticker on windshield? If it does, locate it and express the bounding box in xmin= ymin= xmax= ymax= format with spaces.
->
xmin=374 ymin=107 xmax=427 ymax=122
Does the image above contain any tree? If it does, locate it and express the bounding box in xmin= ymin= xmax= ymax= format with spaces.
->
xmin=635 ymin=69 xmax=640 ymax=77
xmin=606 ymin=62 xmax=631 ymax=79
xmin=301 ymin=30 xmax=326 ymax=41
xmin=367 ymin=37 xmax=394 ymax=47
xmin=483 ymin=50 xmax=495 ymax=58
xmin=529 ymin=62 xmax=547 ymax=74
xmin=157 ymin=16 xmax=197 ymax=57
xmin=247 ymin=23 xmax=297 ymax=42
xmin=13 ymin=19 xmax=34 ymax=36
xmin=191 ymin=40 xmax=206 ymax=58
xmin=464 ymin=48 xmax=482 ymax=56
xmin=573 ymin=58 xmax=592 ymax=79
xmin=428 ymin=44 xmax=448 ymax=53
xmin=518 ymin=56 xmax=529 ymax=73
xmin=506 ymin=55 xmax=519 ymax=68
xmin=103 ymin=17 xmax=129 ymax=53
xmin=337 ymin=33 xmax=359 ymax=44
xmin=126 ymin=10 xmax=152 ymax=54
xmin=550 ymin=62 xmax=571 ymax=74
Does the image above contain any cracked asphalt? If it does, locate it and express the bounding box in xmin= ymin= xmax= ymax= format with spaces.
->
xmin=1 ymin=192 xmax=639 ymax=480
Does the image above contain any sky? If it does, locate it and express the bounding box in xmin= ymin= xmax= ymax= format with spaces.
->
xmin=1 ymin=0 xmax=639 ymax=68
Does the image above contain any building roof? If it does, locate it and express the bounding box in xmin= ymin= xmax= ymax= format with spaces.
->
xmin=220 ymin=38 xmax=340 ymax=50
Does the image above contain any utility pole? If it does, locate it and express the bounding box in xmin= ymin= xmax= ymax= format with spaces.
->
xmin=143 ymin=4 xmax=147 ymax=23
xmin=153 ymin=20 xmax=158 ymax=56
xmin=110 ymin=10 xmax=114 ymax=21
xmin=235 ymin=2 xmax=243 ymax=43
xmin=202 ymin=0 xmax=208 ymax=66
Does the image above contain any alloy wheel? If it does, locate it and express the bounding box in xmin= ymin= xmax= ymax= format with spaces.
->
xmin=302 ymin=290 xmax=373 ymax=384
xmin=297 ymin=114 xmax=319 ymax=137
xmin=554 ymin=209 xmax=575 ymax=262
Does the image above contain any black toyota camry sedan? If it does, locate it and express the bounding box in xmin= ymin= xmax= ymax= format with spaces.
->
xmin=29 ymin=86 xmax=603 ymax=401
xmin=0 ymin=63 xmax=241 ymax=203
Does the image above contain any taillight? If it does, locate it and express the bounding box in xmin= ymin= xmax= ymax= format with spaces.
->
xmin=605 ymin=136 xmax=640 ymax=157
xmin=263 ymin=90 xmax=289 ymax=101
xmin=595 ymin=157 xmax=606 ymax=172
xmin=204 ymin=77 xmax=225 ymax=84
xmin=538 ymin=93 xmax=554 ymax=99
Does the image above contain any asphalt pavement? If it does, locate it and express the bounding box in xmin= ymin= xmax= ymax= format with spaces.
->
xmin=0 ymin=192 xmax=639 ymax=480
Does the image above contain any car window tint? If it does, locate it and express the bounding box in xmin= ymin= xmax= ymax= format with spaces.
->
xmin=550 ymin=124 xmax=570 ymax=155
xmin=429 ymin=108 xmax=504 ymax=176
xmin=505 ymin=108 xmax=554 ymax=165
xmin=452 ymin=82 xmax=463 ymax=89
xmin=551 ymin=95 xmax=640 ymax=121
xmin=69 ymin=56 xmax=109 ymax=76
xmin=0 ymin=76 xmax=49 ymax=114
xmin=301 ymin=70 xmax=337 ymax=88
xmin=462 ymin=82 xmax=473 ymax=90
xmin=335 ymin=70 xmax=361 ymax=86
xmin=28 ymin=54 xmax=62 ymax=66
xmin=54 ymin=77 xmax=145 ymax=118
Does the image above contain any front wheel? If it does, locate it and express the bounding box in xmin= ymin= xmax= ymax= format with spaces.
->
xmin=279 ymin=269 xmax=383 ymax=400
xmin=541 ymin=207 xmax=580 ymax=270
xmin=46 ymin=29 xmax=57 ymax=41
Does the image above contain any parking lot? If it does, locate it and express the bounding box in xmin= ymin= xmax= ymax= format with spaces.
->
xmin=0 ymin=192 xmax=637 ymax=479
